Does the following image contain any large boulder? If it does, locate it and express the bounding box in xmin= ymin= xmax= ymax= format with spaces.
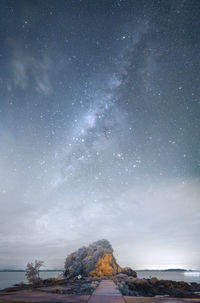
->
xmin=64 ymin=239 xmax=137 ymax=279
xmin=120 ymin=267 xmax=137 ymax=277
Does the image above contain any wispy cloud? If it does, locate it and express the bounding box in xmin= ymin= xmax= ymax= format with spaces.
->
xmin=10 ymin=52 xmax=52 ymax=95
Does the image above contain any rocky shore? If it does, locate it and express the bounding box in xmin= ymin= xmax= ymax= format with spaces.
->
xmin=1 ymin=276 xmax=100 ymax=295
xmin=116 ymin=274 xmax=200 ymax=298
xmin=1 ymin=275 xmax=200 ymax=299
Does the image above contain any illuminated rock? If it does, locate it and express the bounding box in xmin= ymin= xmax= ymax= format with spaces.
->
xmin=64 ymin=239 xmax=137 ymax=279
xmin=89 ymin=253 xmax=121 ymax=277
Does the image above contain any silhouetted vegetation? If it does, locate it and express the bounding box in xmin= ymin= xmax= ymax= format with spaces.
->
xmin=25 ymin=260 xmax=44 ymax=284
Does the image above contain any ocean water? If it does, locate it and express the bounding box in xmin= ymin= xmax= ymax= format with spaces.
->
xmin=0 ymin=271 xmax=63 ymax=290
xmin=137 ymin=270 xmax=200 ymax=283
xmin=0 ymin=270 xmax=200 ymax=290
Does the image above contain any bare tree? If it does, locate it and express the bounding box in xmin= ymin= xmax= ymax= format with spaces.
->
xmin=25 ymin=260 xmax=44 ymax=284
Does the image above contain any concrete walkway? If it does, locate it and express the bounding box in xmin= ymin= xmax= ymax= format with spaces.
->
xmin=88 ymin=280 xmax=126 ymax=303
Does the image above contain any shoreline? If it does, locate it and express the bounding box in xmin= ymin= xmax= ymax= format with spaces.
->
xmin=0 ymin=276 xmax=200 ymax=303
xmin=1 ymin=270 xmax=200 ymax=291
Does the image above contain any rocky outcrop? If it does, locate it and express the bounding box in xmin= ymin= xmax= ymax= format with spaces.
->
xmin=64 ymin=239 xmax=137 ymax=279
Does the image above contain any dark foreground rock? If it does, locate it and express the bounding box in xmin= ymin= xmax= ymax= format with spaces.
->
xmin=1 ymin=276 xmax=100 ymax=296
xmin=1 ymin=281 xmax=200 ymax=303
xmin=124 ymin=297 xmax=200 ymax=303
xmin=116 ymin=275 xmax=200 ymax=298
xmin=2 ymin=275 xmax=199 ymax=300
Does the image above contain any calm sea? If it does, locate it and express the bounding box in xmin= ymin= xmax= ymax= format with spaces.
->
xmin=0 ymin=270 xmax=200 ymax=290
xmin=137 ymin=270 xmax=200 ymax=283
xmin=0 ymin=271 xmax=63 ymax=290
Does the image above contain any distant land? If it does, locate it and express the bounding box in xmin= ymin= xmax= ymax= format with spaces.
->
xmin=164 ymin=269 xmax=187 ymax=272
xmin=0 ymin=269 xmax=64 ymax=272
xmin=136 ymin=269 xmax=192 ymax=271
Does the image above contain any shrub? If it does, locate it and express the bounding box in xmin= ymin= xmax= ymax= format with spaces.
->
xmin=25 ymin=260 xmax=44 ymax=284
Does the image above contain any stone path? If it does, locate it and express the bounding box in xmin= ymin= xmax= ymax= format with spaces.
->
xmin=88 ymin=280 xmax=126 ymax=303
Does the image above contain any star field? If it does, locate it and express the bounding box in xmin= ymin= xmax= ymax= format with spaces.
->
xmin=0 ymin=0 xmax=200 ymax=269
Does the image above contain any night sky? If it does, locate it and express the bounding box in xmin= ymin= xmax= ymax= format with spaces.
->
xmin=0 ymin=0 xmax=200 ymax=270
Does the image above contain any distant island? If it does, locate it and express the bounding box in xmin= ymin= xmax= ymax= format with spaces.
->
xmin=136 ymin=268 xmax=188 ymax=272
xmin=164 ymin=268 xmax=187 ymax=271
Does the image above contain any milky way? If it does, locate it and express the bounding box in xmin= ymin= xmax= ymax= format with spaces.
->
xmin=0 ymin=0 xmax=200 ymax=270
